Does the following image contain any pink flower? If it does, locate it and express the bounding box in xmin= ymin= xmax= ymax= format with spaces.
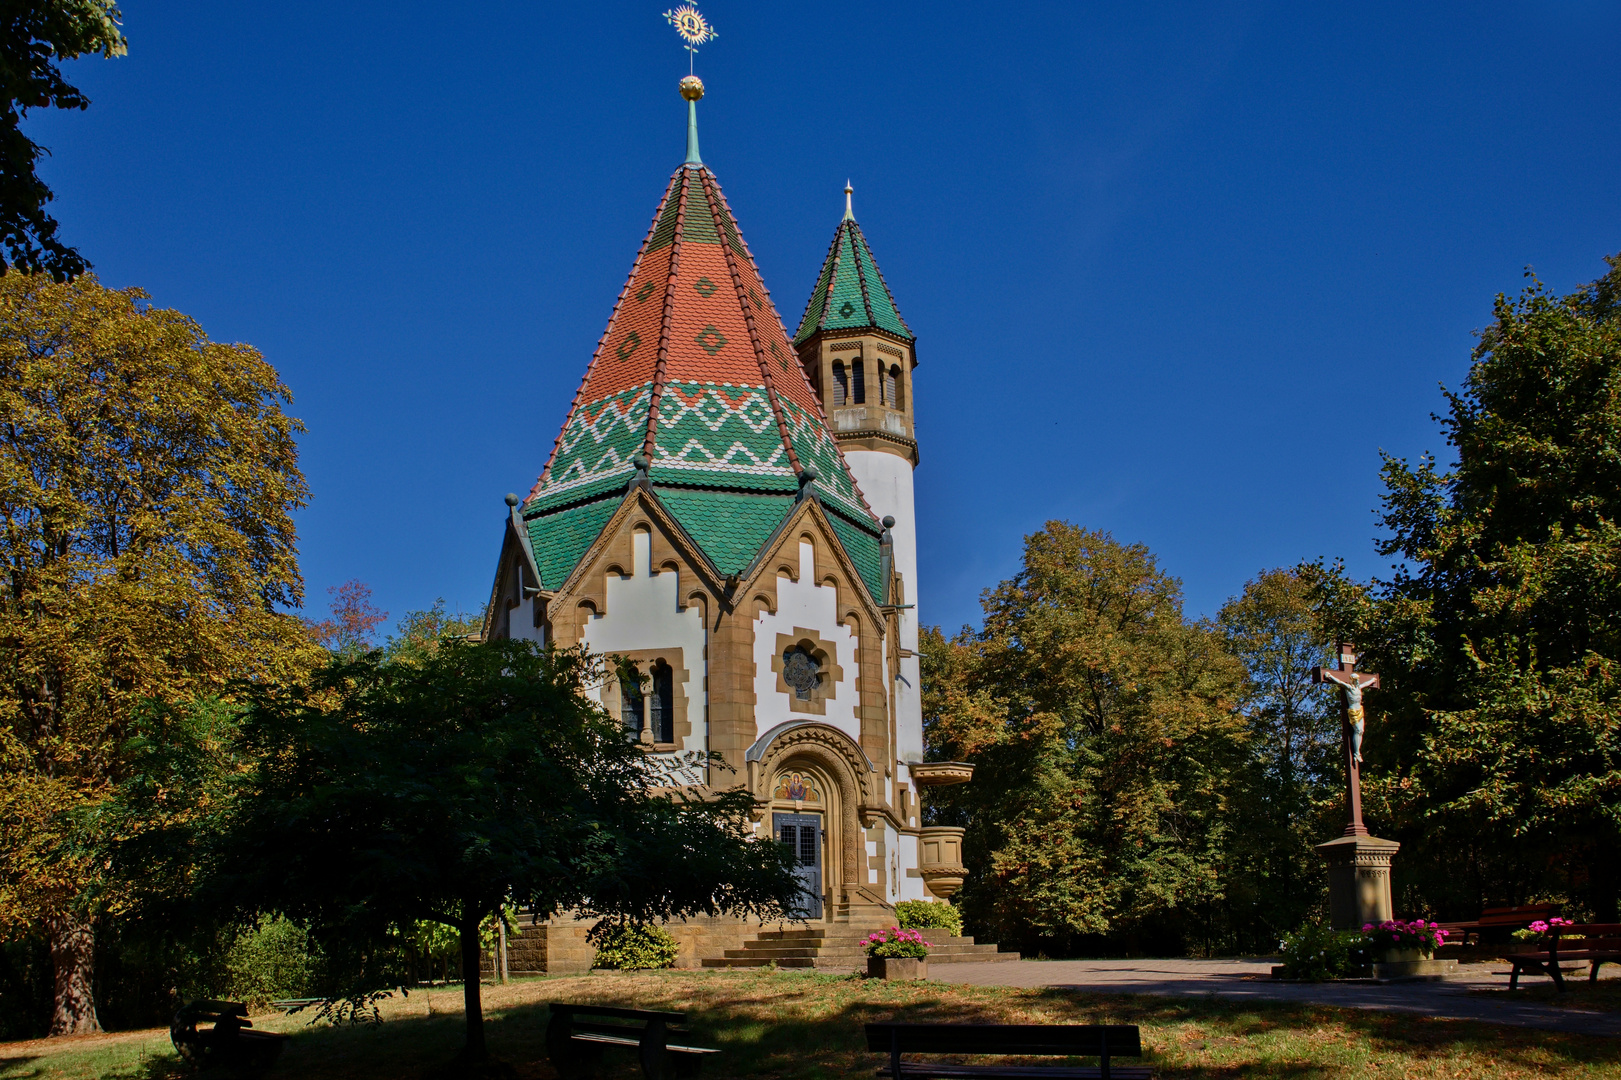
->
xmin=1529 ymin=920 xmax=1548 ymax=933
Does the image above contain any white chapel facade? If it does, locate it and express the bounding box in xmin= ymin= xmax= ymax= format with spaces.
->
xmin=481 ymin=78 xmax=970 ymax=960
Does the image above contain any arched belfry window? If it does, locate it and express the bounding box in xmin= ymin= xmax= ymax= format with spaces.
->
xmin=881 ymin=365 xmax=898 ymax=407
xmin=650 ymin=660 xmax=674 ymax=744
xmin=620 ymin=667 xmax=645 ymax=738
xmin=892 ymin=365 xmax=905 ymax=410
xmin=832 ymin=361 xmax=848 ymax=406
xmin=851 ymin=359 xmax=866 ymax=404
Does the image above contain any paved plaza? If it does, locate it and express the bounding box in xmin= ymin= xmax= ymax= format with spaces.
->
xmin=937 ymin=958 xmax=1621 ymax=1038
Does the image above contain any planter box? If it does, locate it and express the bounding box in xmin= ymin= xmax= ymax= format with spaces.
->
xmin=1379 ymin=947 xmax=1432 ymax=965
xmin=1372 ymin=958 xmax=1458 ymax=981
xmin=868 ymin=956 xmax=928 ymax=980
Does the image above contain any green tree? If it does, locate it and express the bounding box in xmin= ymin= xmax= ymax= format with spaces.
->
xmin=0 ymin=273 xmax=311 ymax=1034
xmin=221 ymin=638 xmax=798 ymax=1062
xmin=1215 ymin=569 xmax=1341 ymax=946
xmin=384 ymin=597 xmax=481 ymax=664
xmin=0 ymin=1 xmax=127 ymax=279
xmin=1312 ymin=254 xmax=1621 ymax=920
xmin=922 ymin=522 xmax=1245 ymax=954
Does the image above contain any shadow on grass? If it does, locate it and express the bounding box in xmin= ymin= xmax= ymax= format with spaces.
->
xmin=13 ymin=971 xmax=1621 ymax=1080
xmin=1467 ymin=977 xmax=1621 ymax=1014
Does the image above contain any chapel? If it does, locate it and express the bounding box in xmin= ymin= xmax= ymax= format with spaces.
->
xmin=481 ymin=76 xmax=984 ymax=969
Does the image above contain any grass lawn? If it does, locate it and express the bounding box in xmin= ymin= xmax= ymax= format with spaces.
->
xmin=3 ymin=969 xmax=1619 ymax=1079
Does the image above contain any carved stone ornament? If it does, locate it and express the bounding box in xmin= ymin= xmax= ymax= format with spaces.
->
xmin=782 ymin=647 xmax=822 ymax=700
xmin=908 ymin=762 xmax=975 ymax=787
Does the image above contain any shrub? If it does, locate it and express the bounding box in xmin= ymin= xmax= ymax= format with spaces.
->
xmin=1277 ymin=924 xmax=1369 ymax=981
xmin=894 ymin=900 xmax=963 ymax=938
xmin=224 ymin=917 xmax=321 ymax=1007
xmin=592 ymin=923 xmax=679 ymax=970
xmin=862 ymin=927 xmax=928 ymax=959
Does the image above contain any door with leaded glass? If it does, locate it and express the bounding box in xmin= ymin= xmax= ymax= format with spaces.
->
xmin=773 ymin=812 xmax=824 ymax=918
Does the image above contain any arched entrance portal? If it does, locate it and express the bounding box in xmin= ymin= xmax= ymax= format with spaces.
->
xmin=747 ymin=721 xmax=882 ymax=924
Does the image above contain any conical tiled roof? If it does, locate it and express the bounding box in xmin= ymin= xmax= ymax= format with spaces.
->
xmin=520 ymin=161 xmax=886 ymax=597
xmin=793 ymin=208 xmax=913 ymax=346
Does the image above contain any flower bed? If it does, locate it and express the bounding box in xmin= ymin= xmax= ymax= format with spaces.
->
xmin=863 ymin=926 xmax=929 ymax=960
xmin=1511 ymin=917 xmax=1584 ymax=944
xmin=1362 ymin=920 xmax=1448 ymax=954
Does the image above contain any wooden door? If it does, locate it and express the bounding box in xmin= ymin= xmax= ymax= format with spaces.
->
xmin=773 ymin=812 xmax=824 ymax=918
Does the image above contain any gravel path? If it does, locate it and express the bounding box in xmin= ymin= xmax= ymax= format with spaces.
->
xmin=935 ymin=958 xmax=1621 ymax=1038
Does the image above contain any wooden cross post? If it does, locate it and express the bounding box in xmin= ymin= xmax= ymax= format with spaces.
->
xmin=1312 ymin=642 xmax=1380 ymax=838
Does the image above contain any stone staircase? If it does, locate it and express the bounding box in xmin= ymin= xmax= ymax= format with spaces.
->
xmin=700 ymin=927 xmax=1019 ymax=971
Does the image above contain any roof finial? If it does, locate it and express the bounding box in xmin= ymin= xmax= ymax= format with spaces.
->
xmin=680 ymin=76 xmax=704 ymax=164
xmin=843 ymin=180 xmax=854 ymax=221
xmin=665 ymin=6 xmax=717 ymax=166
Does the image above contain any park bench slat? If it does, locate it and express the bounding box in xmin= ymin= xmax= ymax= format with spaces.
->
xmin=867 ymin=1023 xmax=1152 ymax=1080
xmin=548 ymin=1001 xmax=718 ymax=1079
xmin=570 ymin=1024 xmax=722 ymax=1050
xmin=550 ymin=1002 xmax=686 ymax=1023
xmin=867 ymin=1025 xmax=1143 ymax=1056
xmin=1506 ymin=924 xmax=1621 ymax=991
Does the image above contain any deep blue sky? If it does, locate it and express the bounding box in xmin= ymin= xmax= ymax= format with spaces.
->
xmin=33 ymin=1 xmax=1621 ymax=635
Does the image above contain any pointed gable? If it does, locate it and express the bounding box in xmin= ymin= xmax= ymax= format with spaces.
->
xmin=519 ymin=162 xmax=885 ymax=596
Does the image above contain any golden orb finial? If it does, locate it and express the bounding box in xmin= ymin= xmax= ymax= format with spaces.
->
xmin=680 ymin=75 xmax=705 ymax=101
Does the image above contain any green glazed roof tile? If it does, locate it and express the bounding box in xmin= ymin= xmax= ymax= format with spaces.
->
xmin=655 ymin=488 xmax=793 ymax=576
xmin=794 ymin=217 xmax=914 ymax=345
xmin=527 ymin=497 xmax=622 ymax=589
xmin=825 ymin=508 xmax=886 ymax=600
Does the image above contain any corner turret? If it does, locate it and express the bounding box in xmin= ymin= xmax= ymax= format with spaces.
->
xmin=793 ymin=184 xmax=917 ymax=467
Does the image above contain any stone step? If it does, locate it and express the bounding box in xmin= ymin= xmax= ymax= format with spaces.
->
xmin=726 ymin=947 xmax=868 ymax=953
xmin=928 ymin=949 xmax=1021 ymax=964
xmin=720 ymin=942 xmax=1017 ymax=962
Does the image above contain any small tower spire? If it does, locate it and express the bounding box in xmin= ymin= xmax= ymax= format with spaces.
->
xmin=843 ymin=180 xmax=854 ymax=221
xmin=681 ymin=76 xmax=704 ymax=165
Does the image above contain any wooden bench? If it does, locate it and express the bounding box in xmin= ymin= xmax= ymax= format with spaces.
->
xmin=546 ymin=1003 xmax=721 ymax=1078
xmin=1507 ymin=923 xmax=1621 ymax=992
xmin=170 ymin=999 xmax=288 ymax=1067
xmin=1435 ymin=903 xmax=1559 ymax=946
xmin=867 ymin=1023 xmax=1154 ymax=1080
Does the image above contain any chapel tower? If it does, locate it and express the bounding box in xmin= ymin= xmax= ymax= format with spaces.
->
xmin=793 ymin=185 xmax=923 ymax=770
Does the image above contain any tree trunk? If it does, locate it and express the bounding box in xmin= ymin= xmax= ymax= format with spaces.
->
xmin=46 ymin=911 xmax=100 ymax=1036
xmin=459 ymin=914 xmax=486 ymax=1061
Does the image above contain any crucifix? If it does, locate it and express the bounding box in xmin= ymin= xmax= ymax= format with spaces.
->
xmin=1312 ymin=642 xmax=1380 ymax=838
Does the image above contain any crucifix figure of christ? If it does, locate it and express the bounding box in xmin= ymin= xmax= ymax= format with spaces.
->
xmin=1312 ymin=642 xmax=1380 ymax=838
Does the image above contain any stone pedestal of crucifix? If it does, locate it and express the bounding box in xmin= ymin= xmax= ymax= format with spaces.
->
xmin=1312 ymin=643 xmax=1399 ymax=931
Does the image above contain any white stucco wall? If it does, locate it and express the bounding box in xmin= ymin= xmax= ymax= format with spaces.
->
xmin=752 ymin=539 xmax=862 ymax=747
xmin=506 ymin=591 xmax=545 ymax=642
xmin=845 ymin=450 xmax=923 ymax=767
xmin=897 ymin=832 xmax=929 ymax=902
xmin=581 ymin=527 xmax=708 ymax=754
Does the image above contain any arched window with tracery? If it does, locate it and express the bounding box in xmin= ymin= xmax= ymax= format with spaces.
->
xmin=650 ymin=660 xmax=674 ymax=743
xmin=620 ymin=667 xmax=645 ymax=738
xmin=832 ymin=361 xmax=847 ymax=406
xmin=851 ymin=359 xmax=866 ymax=404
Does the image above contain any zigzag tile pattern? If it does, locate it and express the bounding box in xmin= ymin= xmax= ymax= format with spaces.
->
xmin=528 ymin=384 xmax=650 ymax=513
